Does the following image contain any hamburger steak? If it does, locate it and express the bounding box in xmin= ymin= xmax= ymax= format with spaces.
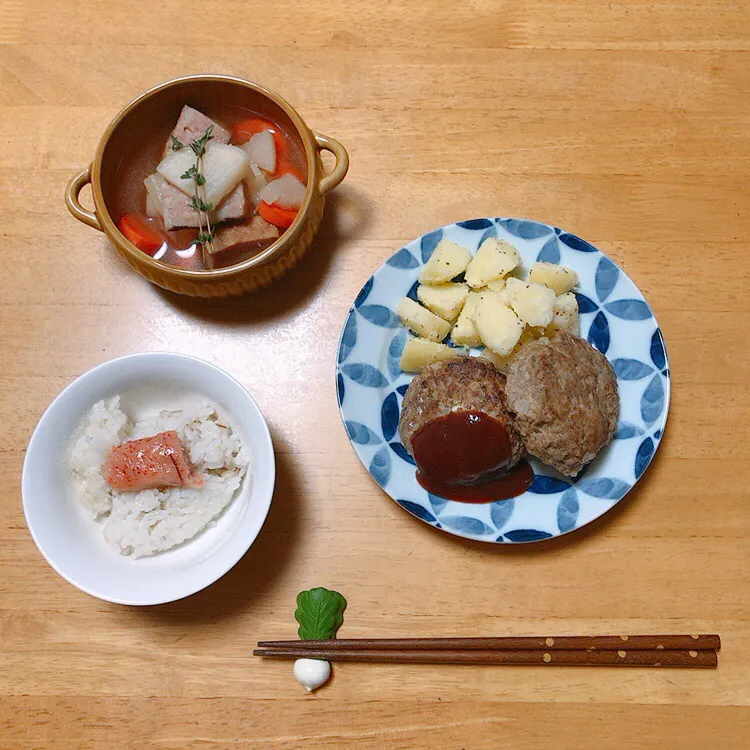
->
xmin=505 ymin=332 xmax=619 ymax=477
xmin=398 ymin=357 xmax=526 ymax=485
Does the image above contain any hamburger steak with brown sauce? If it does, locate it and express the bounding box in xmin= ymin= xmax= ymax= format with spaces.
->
xmin=505 ymin=332 xmax=619 ymax=477
xmin=398 ymin=357 xmax=530 ymax=499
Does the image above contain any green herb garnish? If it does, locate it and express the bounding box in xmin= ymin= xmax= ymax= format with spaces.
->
xmin=295 ymin=587 xmax=347 ymax=641
xmin=189 ymin=124 xmax=214 ymax=157
xmin=189 ymin=195 xmax=213 ymax=213
xmin=183 ymin=126 xmax=216 ymax=258
xmin=170 ymin=135 xmax=184 ymax=151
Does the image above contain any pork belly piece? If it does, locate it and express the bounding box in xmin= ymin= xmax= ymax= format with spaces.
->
xmin=206 ymin=215 xmax=280 ymax=268
xmin=161 ymin=182 xmax=247 ymax=230
xmin=163 ymin=105 xmax=230 ymax=156
xmin=102 ymin=430 xmax=204 ymax=492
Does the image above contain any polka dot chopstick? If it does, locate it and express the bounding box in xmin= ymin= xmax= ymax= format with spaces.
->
xmin=254 ymin=635 xmax=720 ymax=668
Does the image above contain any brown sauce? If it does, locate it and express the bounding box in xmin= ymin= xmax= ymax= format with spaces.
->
xmin=411 ymin=411 xmax=533 ymax=503
xmin=416 ymin=461 xmax=533 ymax=503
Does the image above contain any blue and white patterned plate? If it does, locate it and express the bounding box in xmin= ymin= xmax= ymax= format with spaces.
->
xmin=336 ymin=218 xmax=670 ymax=543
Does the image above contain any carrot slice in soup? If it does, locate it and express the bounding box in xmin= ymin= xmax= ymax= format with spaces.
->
xmin=231 ymin=118 xmax=306 ymax=179
xmin=117 ymin=214 xmax=163 ymax=254
xmin=231 ymin=118 xmax=286 ymax=153
xmin=275 ymin=157 xmax=305 ymax=181
xmin=231 ymin=118 xmax=272 ymax=143
xmin=257 ymin=201 xmax=298 ymax=229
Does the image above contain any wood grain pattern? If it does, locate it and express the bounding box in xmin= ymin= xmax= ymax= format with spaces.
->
xmin=1 ymin=0 xmax=749 ymax=747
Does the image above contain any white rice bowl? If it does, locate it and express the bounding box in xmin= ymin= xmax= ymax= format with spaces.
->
xmin=68 ymin=396 xmax=251 ymax=558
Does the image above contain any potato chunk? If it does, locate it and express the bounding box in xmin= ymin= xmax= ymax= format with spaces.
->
xmin=418 ymin=240 xmax=471 ymax=284
xmin=547 ymin=292 xmax=580 ymax=335
xmin=486 ymin=277 xmax=506 ymax=292
xmin=396 ymin=298 xmax=451 ymax=342
xmin=480 ymin=286 xmax=509 ymax=307
xmin=450 ymin=291 xmax=483 ymax=347
xmin=529 ymin=262 xmax=579 ymax=295
xmin=464 ymin=238 xmax=520 ymax=289
xmin=399 ymin=337 xmax=466 ymax=373
xmin=417 ymin=282 xmax=469 ymax=324
xmin=473 ymin=295 xmax=524 ymax=356
xmin=480 ymin=324 xmax=541 ymax=372
xmin=505 ymin=277 xmax=556 ymax=328
xmin=480 ymin=347 xmax=514 ymax=374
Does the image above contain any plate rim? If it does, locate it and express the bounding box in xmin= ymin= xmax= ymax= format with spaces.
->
xmin=335 ymin=217 xmax=671 ymax=544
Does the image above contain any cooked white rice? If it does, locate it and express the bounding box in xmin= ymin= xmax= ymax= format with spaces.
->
xmin=68 ymin=396 xmax=251 ymax=558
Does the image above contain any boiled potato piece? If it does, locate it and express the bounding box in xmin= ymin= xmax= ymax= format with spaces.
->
xmin=399 ymin=337 xmax=466 ymax=373
xmin=418 ymin=240 xmax=472 ymax=284
xmin=529 ymin=262 xmax=579 ymax=295
xmin=450 ymin=291 xmax=483 ymax=347
xmin=547 ymin=292 xmax=580 ymax=335
xmin=505 ymin=277 xmax=556 ymax=328
xmin=480 ymin=347 xmax=515 ymax=374
xmin=417 ymin=282 xmax=469 ymax=324
xmin=481 ymin=286 xmax=509 ymax=307
xmin=451 ymin=288 xmax=509 ymax=348
xmin=464 ymin=238 xmax=520 ymax=289
xmin=486 ymin=277 xmax=506 ymax=292
xmin=519 ymin=326 xmax=545 ymax=344
xmin=396 ymin=298 xmax=451 ymax=342
xmin=473 ymin=295 xmax=524 ymax=356
xmin=481 ymin=325 xmax=541 ymax=372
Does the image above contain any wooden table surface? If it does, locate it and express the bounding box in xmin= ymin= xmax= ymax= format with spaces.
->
xmin=2 ymin=1 xmax=749 ymax=747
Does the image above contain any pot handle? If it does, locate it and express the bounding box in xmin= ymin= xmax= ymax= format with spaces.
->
xmin=313 ymin=132 xmax=349 ymax=196
xmin=65 ymin=167 xmax=102 ymax=231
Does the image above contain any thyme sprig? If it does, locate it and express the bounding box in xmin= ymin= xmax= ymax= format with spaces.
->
xmin=183 ymin=125 xmax=216 ymax=255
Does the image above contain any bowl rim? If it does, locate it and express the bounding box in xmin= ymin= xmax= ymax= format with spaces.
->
xmin=21 ymin=351 xmax=276 ymax=605
xmin=91 ymin=74 xmax=319 ymax=279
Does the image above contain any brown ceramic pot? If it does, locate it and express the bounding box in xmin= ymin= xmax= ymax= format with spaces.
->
xmin=65 ymin=74 xmax=348 ymax=297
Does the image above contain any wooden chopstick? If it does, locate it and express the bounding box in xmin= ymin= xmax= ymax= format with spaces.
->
xmin=257 ymin=634 xmax=721 ymax=652
xmin=253 ymin=647 xmax=717 ymax=668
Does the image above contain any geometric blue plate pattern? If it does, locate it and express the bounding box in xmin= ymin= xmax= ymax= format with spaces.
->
xmin=336 ymin=218 xmax=670 ymax=543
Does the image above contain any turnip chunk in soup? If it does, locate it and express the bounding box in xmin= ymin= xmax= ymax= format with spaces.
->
xmin=144 ymin=174 xmax=166 ymax=218
xmin=157 ymin=142 xmax=251 ymax=208
xmin=246 ymin=164 xmax=268 ymax=206
xmin=259 ymin=174 xmax=306 ymax=209
xmin=241 ymin=130 xmax=276 ymax=173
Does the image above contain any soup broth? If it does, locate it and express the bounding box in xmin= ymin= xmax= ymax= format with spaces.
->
xmin=109 ymin=104 xmax=307 ymax=271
